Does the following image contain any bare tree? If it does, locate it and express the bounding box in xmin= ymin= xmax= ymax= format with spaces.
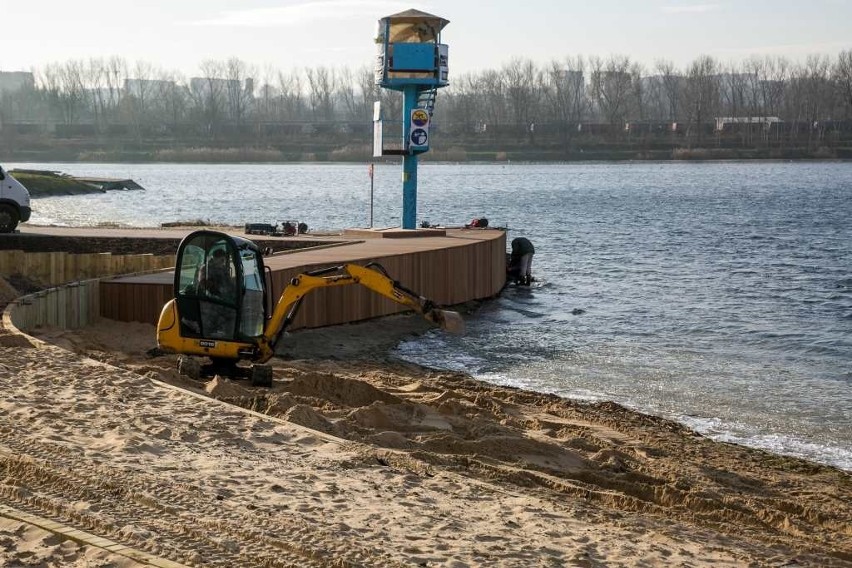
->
xmin=789 ymin=55 xmax=833 ymax=146
xmin=655 ymin=59 xmax=682 ymax=122
xmin=254 ymin=65 xmax=278 ymax=125
xmin=717 ymin=60 xmax=750 ymax=144
xmin=225 ymin=57 xmax=255 ymax=129
xmin=503 ymin=58 xmax=542 ymax=138
xmin=376 ymin=87 xmax=402 ymax=135
xmin=762 ymin=56 xmax=789 ymax=118
xmin=441 ymin=72 xmax=479 ymax=135
xmin=306 ymin=66 xmax=336 ymax=122
xmin=84 ymin=58 xmax=108 ymax=130
xmin=718 ymin=61 xmax=745 ymax=118
xmin=682 ymin=55 xmax=719 ymax=143
xmin=630 ymin=62 xmax=646 ymax=122
xmin=192 ymin=59 xmax=228 ymax=137
xmin=743 ymin=56 xmax=765 ymax=122
xmin=50 ymin=60 xmax=87 ymax=125
xmin=6 ymin=49 xmax=852 ymax=156
xmin=589 ymin=55 xmax=633 ymax=129
xmin=479 ymin=69 xmax=507 ymax=131
xmin=642 ymin=74 xmax=667 ymax=122
xmin=159 ymin=70 xmax=188 ymax=131
xmin=336 ymin=67 xmax=359 ymax=118
xmin=564 ymin=56 xmax=589 ymax=124
xmin=833 ymin=50 xmax=852 ymax=120
xmin=124 ymin=60 xmax=157 ymax=137
xmin=355 ymin=65 xmax=379 ymax=122
xmin=34 ymin=65 xmax=62 ymax=123
xmin=104 ymin=56 xmax=127 ymax=124
xmin=543 ymin=56 xmax=587 ymax=143
xmin=277 ymin=69 xmax=306 ymax=121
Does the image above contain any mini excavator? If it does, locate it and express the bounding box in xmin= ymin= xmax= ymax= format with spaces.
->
xmin=156 ymin=230 xmax=463 ymax=386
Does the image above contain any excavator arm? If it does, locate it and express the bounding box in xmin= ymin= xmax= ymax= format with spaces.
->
xmin=254 ymin=263 xmax=463 ymax=363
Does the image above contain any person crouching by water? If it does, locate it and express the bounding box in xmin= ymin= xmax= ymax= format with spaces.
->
xmin=508 ymin=237 xmax=535 ymax=286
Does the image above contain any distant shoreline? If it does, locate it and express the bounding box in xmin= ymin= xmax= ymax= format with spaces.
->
xmin=9 ymin=156 xmax=852 ymax=167
xmin=3 ymin=141 xmax=851 ymax=165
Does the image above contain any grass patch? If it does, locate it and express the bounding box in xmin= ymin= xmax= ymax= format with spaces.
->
xmin=9 ymin=170 xmax=103 ymax=197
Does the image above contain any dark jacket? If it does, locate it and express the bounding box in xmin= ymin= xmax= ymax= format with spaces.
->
xmin=511 ymin=237 xmax=535 ymax=257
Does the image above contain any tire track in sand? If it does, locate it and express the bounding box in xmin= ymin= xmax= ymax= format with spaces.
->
xmin=0 ymin=342 xmax=403 ymax=567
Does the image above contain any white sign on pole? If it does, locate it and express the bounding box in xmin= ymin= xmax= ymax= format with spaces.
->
xmin=373 ymin=101 xmax=383 ymax=157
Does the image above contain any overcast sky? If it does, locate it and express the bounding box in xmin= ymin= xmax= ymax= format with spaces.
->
xmin=3 ymin=0 xmax=851 ymax=78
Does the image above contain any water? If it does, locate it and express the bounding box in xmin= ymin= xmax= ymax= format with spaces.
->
xmin=10 ymin=161 xmax=852 ymax=471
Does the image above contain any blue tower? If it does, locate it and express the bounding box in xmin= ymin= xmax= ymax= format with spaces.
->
xmin=374 ymin=9 xmax=449 ymax=230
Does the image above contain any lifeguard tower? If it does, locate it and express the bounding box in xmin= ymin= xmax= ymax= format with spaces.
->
xmin=373 ymin=9 xmax=449 ymax=229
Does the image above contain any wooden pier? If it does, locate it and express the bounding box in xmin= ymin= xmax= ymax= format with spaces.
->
xmin=101 ymin=228 xmax=507 ymax=330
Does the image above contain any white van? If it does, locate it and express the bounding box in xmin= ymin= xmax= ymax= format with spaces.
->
xmin=0 ymin=165 xmax=31 ymax=232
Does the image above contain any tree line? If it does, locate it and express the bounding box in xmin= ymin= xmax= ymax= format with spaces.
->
xmin=1 ymin=51 xmax=851 ymax=152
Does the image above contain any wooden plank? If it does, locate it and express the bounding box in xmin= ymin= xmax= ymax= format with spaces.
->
xmin=0 ymin=250 xmax=16 ymax=276
xmin=98 ymin=253 xmax=112 ymax=277
xmin=56 ymin=287 xmax=67 ymax=328
xmin=89 ymin=280 xmax=100 ymax=326
xmin=67 ymin=283 xmax=80 ymax=328
xmin=78 ymin=254 xmax=92 ymax=280
xmin=66 ymin=253 xmax=78 ymax=284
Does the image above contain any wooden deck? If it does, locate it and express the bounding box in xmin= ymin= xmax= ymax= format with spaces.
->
xmin=101 ymin=228 xmax=507 ymax=329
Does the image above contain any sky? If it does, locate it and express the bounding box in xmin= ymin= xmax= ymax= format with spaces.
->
xmin=2 ymin=0 xmax=851 ymax=78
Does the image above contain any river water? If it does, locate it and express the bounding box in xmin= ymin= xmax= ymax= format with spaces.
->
xmin=11 ymin=161 xmax=852 ymax=471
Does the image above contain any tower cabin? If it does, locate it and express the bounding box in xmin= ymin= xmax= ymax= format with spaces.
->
xmin=375 ymin=9 xmax=449 ymax=89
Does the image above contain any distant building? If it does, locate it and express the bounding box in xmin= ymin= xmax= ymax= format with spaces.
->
xmin=0 ymin=71 xmax=35 ymax=93
xmin=715 ymin=116 xmax=781 ymax=131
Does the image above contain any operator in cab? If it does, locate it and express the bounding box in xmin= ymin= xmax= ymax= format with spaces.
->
xmin=198 ymin=248 xmax=234 ymax=299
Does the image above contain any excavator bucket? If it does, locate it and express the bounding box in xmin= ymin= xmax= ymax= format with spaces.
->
xmin=432 ymin=309 xmax=465 ymax=334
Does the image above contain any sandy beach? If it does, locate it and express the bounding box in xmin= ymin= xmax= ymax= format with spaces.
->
xmin=0 ymin=299 xmax=848 ymax=567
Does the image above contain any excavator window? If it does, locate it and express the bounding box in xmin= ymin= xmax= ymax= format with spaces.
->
xmin=238 ymin=248 xmax=265 ymax=338
xmin=174 ymin=233 xmax=240 ymax=340
xmin=178 ymin=245 xmax=205 ymax=293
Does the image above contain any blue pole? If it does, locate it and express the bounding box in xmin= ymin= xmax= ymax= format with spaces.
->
xmin=402 ymin=85 xmax=418 ymax=230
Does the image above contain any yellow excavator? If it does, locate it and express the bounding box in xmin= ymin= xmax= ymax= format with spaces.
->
xmin=156 ymin=230 xmax=463 ymax=386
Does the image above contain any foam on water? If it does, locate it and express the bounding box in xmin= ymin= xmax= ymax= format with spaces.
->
xmin=679 ymin=415 xmax=852 ymax=471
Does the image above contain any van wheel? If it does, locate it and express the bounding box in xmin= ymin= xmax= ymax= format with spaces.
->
xmin=0 ymin=205 xmax=19 ymax=233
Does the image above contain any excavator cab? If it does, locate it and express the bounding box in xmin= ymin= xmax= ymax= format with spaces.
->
xmin=173 ymin=230 xmax=267 ymax=342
